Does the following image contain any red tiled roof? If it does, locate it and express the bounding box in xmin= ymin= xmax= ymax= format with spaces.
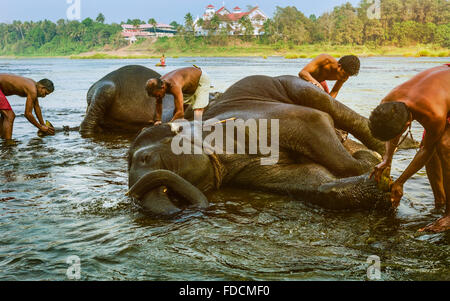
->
xmin=233 ymin=6 xmax=241 ymax=10
xmin=206 ymin=4 xmax=214 ymax=8
xmin=216 ymin=6 xmax=226 ymax=13
xmin=224 ymin=12 xmax=250 ymax=21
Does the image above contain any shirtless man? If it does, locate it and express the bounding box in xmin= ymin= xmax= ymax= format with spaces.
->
xmin=145 ymin=66 xmax=210 ymax=125
xmin=299 ymin=54 xmax=360 ymax=98
xmin=369 ymin=64 xmax=450 ymax=233
xmin=0 ymin=74 xmax=55 ymax=140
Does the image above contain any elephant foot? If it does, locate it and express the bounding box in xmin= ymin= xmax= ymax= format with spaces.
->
xmin=313 ymin=174 xmax=391 ymax=211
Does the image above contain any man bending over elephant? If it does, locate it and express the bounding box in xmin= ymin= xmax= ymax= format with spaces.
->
xmin=299 ymin=54 xmax=360 ymax=98
xmin=0 ymin=74 xmax=55 ymax=141
xmin=369 ymin=64 xmax=450 ymax=233
xmin=146 ymin=66 xmax=210 ymax=125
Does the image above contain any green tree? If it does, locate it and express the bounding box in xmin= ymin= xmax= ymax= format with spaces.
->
xmin=238 ymin=16 xmax=254 ymax=38
xmin=96 ymin=13 xmax=105 ymax=24
xmin=271 ymin=6 xmax=312 ymax=44
xmin=184 ymin=13 xmax=194 ymax=32
xmin=148 ymin=18 xmax=157 ymax=35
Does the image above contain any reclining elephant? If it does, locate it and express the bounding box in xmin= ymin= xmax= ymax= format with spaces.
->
xmin=79 ymin=65 xmax=176 ymax=136
xmin=127 ymin=75 xmax=401 ymax=215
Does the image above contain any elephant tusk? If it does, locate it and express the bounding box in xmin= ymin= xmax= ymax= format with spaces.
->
xmin=214 ymin=117 xmax=236 ymax=125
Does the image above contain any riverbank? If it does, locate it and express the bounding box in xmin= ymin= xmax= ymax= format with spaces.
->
xmin=2 ymin=42 xmax=449 ymax=59
xmin=71 ymin=42 xmax=450 ymax=59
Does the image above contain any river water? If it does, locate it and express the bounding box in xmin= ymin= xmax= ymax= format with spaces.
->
xmin=0 ymin=56 xmax=449 ymax=280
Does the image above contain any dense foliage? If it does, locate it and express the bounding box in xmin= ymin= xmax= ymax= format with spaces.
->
xmin=0 ymin=0 xmax=448 ymax=56
xmin=0 ymin=14 xmax=126 ymax=56
xmin=260 ymin=0 xmax=449 ymax=47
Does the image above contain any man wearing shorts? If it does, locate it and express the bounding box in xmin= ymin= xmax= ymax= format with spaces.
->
xmin=0 ymin=74 xmax=55 ymax=140
xmin=145 ymin=66 xmax=210 ymax=125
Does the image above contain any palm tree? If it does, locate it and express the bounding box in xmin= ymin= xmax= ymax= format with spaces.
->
xmin=239 ymin=16 xmax=254 ymax=37
xmin=96 ymin=13 xmax=105 ymax=24
xmin=184 ymin=13 xmax=194 ymax=32
xmin=148 ymin=18 xmax=157 ymax=36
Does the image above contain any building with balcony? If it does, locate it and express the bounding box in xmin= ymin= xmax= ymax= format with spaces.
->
xmin=194 ymin=4 xmax=268 ymax=36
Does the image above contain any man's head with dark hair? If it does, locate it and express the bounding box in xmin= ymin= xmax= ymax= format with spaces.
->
xmin=369 ymin=102 xmax=411 ymax=141
xmin=36 ymin=78 xmax=54 ymax=97
xmin=338 ymin=55 xmax=360 ymax=77
xmin=146 ymin=78 xmax=167 ymax=98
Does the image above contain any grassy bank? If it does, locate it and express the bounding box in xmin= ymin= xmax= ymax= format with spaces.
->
xmin=69 ymin=39 xmax=449 ymax=59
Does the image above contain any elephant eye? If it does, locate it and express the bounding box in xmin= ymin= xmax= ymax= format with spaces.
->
xmin=141 ymin=154 xmax=150 ymax=164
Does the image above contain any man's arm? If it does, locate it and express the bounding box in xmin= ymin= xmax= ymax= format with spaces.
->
xmin=390 ymin=120 xmax=444 ymax=207
xmin=299 ymin=58 xmax=325 ymax=90
xmin=154 ymin=97 xmax=163 ymax=125
xmin=24 ymin=94 xmax=43 ymax=130
xmin=25 ymin=94 xmax=54 ymax=134
xmin=371 ymin=134 xmax=401 ymax=182
xmin=33 ymin=99 xmax=45 ymax=125
xmin=170 ymin=86 xmax=185 ymax=122
xmin=330 ymin=77 xmax=348 ymax=98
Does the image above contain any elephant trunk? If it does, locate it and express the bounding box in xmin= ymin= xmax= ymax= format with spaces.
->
xmin=127 ymin=170 xmax=209 ymax=209
xmin=294 ymin=91 xmax=385 ymax=154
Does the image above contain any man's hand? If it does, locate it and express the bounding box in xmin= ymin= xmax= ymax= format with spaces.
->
xmin=390 ymin=181 xmax=403 ymax=208
xmin=370 ymin=160 xmax=390 ymax=182
xmin=154 ymin=120 xmax=162 ymax=126
xmin=170 ymin=113 xmax=185 ymax=123
xmin=40 ymin=125 xmax=55 ymax=135
xmin=313 ymin=82 xmax=324 ymax=91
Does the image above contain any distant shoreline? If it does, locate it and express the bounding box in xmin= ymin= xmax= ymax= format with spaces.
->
xmin=1 ymin=44 xmax=449 ymax=60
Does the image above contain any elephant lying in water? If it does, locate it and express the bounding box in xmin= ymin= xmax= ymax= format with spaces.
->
xmin=79 ymin=65 xmax=176 ymax=136
xmin=127 ymin=75 xmax=405 ymax=215
xmin=79 ymin=65 xmax=221 ymax=137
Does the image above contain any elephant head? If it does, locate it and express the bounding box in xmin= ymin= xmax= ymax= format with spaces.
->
xmin=127 ymin=123 xmax=214 ymax=215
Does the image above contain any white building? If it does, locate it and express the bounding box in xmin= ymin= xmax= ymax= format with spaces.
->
xmin=121 ymin=23 xmax=177 ymax=43
xmin=194 ymin=4 xmax=268 ymax=36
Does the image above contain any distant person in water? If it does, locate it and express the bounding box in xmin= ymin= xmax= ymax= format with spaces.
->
xmin=299 ymin=54 xmax=360 ymax=98
xmin=145 ymin=66 xmax=210 ymax=125
xmin=160 ymin=54 xmax=166 ymax=66
xmin=369 ymin=64 xmax=450 ymax=233
xmin=0 ymin=74 xmax=55 ymax=140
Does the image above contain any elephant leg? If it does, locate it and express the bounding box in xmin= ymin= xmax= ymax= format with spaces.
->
xmin=213 ymin=102 xmax=380 ymax=177
xmin=233 ymin=161 xmax=389 ymax=211
xmin=79 ymin=81 xmax=116 ymax=137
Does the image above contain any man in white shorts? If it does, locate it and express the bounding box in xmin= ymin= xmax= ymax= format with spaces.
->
xmin=145 ymin=66 xmax=210 ymax=125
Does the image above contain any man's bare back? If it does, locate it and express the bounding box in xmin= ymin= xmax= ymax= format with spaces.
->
xmin=299 ymin=54 xmax=360 ymax=98
xmin=161 ymin=67 xmax=202 ymax=96
xmin=382 ymin=66 xmax=449 ymax=128
xmin=146 ymin=67 xmax=210 ymax=124
xmin=0 ymin=74 xmax=39 ymax=98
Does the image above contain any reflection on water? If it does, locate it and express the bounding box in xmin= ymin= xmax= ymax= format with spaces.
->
xmin=0 ymin=57 xmax=449 ymax=280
